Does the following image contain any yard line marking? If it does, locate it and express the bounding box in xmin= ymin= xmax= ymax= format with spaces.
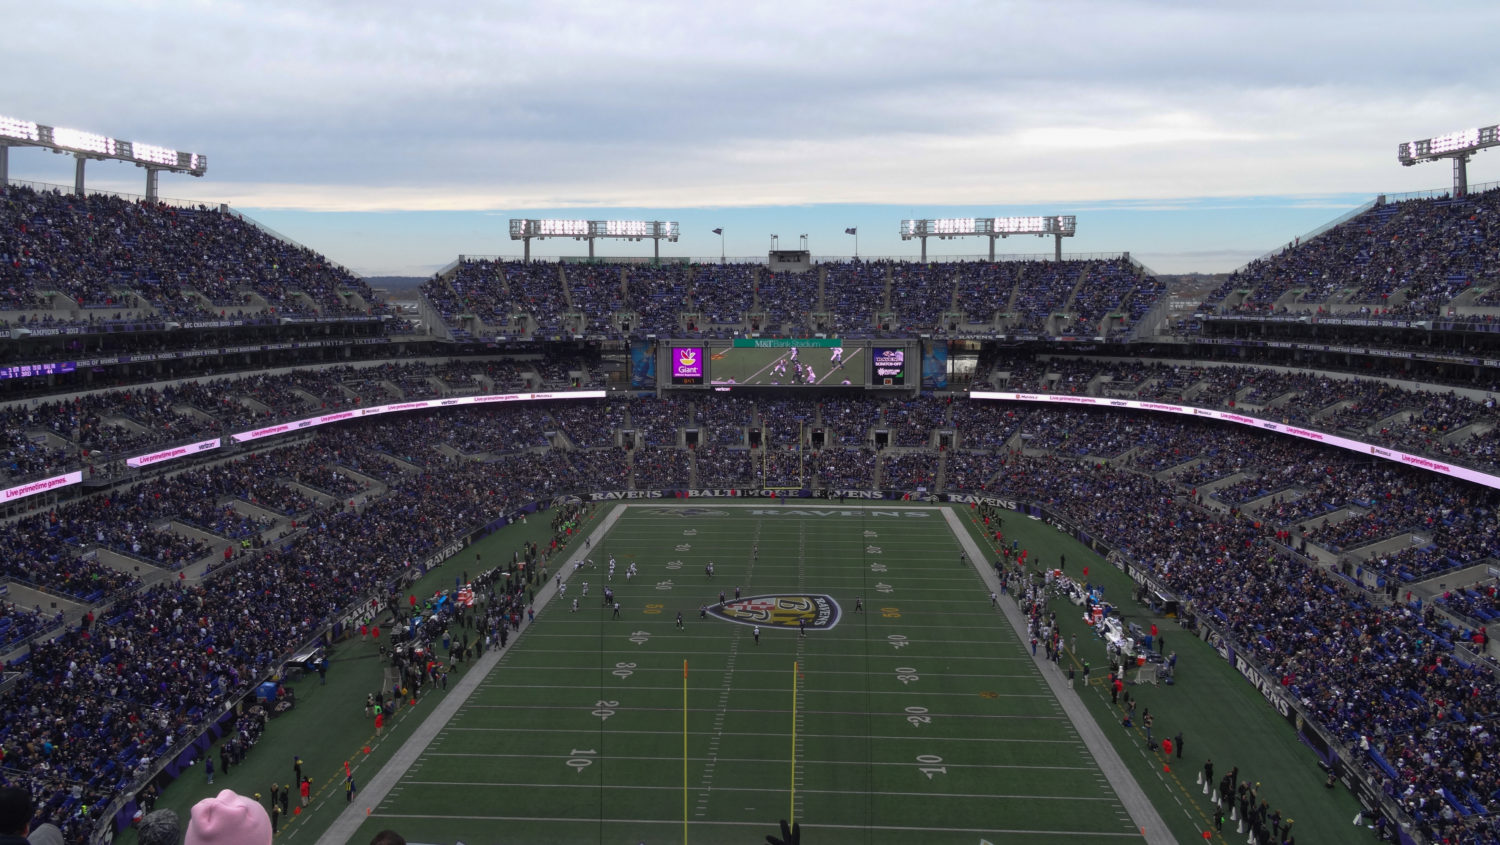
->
xmin=467 ymin=682 xmax=1052 ymax=699
xmin=399 ymin=780 xmax=1119 ymax=801
xmin=518 ymin=634 xmax=1032 ymax=648
xmin=457 ymin=703 xmax=1069 ymax=721
xmin=442 ymin=725 xmax=1084 ymax=744
xmin=486 ymin=665 xmax=1042 ymax=681
xmin=367 ymin=813 xmax=1142 ymax=837
xmin=693 ymin=516 xmax=762 ymax=818
xmin=418 ymin=751 xmax=1096 ymax=771
xmin=494 ymin=648 xmax=1034 ymax=662
xmin=789 ymin=518 xmax=809 ymax=823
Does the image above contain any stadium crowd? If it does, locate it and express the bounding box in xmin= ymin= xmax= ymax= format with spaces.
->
xmin=3 ymin=390 xmax=1498 ymax=839
xmin=9 ymin=181 xmax=1500 ymax=844
xmin=0 ymin=185 xmax=383 ymax=319
xmin=1202 ymin=189 xmax=1500 ymax=319
xmin=412 ymin=256 xmax=1165 ymax=340
xmin=0 ymin=358 xmax=594 ymax=484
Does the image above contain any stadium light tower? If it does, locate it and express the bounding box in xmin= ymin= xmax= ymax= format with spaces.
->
xmin=509 ymin=219 xmax=680 ymax=262
xmin=900 ymin=216 xmax=1077 ymax=262
xmin=0 ymin=114 xmax=206 ymax=200
xmin=1398 ymin=123 xmax=1500 ymax=197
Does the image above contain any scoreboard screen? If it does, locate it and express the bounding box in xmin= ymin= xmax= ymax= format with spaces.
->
xmin=708 ymin=344 xmax=857 ymax=387
xmin=658 ymin=340 xmax=913 ymax=390
xmin=872 ymin=347 xmax=906 ymax=385
xmin=669 ymin=347 xmax=705 ymax=385
xmin=0 ymin=361 xmax=76 ymax=380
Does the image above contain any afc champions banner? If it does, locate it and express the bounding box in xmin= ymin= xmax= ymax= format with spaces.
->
xmin=670 ymin=346 xmax=705 ymax=385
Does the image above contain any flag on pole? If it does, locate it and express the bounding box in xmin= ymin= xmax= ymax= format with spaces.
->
xmin=712 ymin=228 xmax=723 ymax=235
xmin=845 ymin=227 xmax=857 ymax=235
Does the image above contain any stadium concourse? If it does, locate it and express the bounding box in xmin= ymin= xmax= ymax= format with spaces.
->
xmin=0 ymin=182 xmax=1499 ymax=844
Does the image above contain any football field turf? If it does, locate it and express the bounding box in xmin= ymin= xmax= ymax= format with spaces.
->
xmin=343 ymin=503 xmax=1153 ymax=844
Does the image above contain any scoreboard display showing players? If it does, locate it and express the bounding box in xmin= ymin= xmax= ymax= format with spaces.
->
xmin=670 ymin=347 xmax=705 ymax=385
xmin=872 ymin=347 xmax=906 ymax=385
xmin=658 ymin=340 xmax=914 ymax=390
xmin=707 ymin=340 xmax=856 ymax=387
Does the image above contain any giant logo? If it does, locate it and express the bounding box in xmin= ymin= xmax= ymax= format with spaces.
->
xmin=707 ymin=594 xmax=841 ymax=631
xmin=671 ymin=347 xmax=704 ymax=382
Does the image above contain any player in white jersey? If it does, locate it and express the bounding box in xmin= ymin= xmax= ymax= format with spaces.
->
xmin=830 ymin=345 xmax=843 ymax=364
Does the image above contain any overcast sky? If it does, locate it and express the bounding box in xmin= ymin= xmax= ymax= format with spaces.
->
xmin=4 ymin=0 xmax=1498 ymax=275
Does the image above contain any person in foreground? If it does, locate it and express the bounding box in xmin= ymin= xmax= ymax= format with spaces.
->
xmin=0 ymin=786 xmax=62 ymax=845
xmin=185 ymin=789 xmax=273 ymax=845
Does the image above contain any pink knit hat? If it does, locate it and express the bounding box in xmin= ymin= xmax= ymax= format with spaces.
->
xmin=185 ymin=790 xmax=272 ymax=845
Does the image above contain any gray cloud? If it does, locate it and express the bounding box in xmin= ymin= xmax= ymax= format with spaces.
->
xmin=3 ymin=0 xmax=1498 ymax=212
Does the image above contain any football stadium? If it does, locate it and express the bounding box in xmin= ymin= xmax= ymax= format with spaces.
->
xmin=4 ymin=56 xmax=1500 ymax=845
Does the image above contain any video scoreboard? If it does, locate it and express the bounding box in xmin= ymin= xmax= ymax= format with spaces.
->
xmin=657 ymin=339 xmax=915 ymax=390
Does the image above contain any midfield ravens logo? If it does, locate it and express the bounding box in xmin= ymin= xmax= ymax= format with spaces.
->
xmin=708 ymin=594 xmax=841 ymax=631
xmin=643 ymin=507 xmax=729 ymax=517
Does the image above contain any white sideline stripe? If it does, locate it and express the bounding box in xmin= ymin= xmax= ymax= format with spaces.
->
xmin=941 ymin=507 xmax=1175 ymax=845
xmin=313 ymin=503 xmax=629 ymax=845
xmin=369 ymin=813 xmax=1142 ymax=837
xmin=400 ymin=780 xmax=1116 ymax=801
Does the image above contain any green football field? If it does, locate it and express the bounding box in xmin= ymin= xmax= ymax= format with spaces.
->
xmin=344 ymin=503 xmax=1150 ymax=844
xmin=137 ymin=498 xmax=1362 ymax=845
